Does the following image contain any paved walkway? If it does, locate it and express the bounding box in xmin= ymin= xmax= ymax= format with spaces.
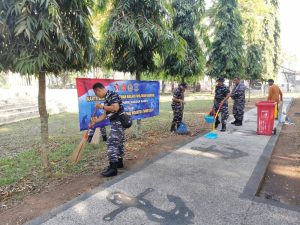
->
xmin=26 ymin=97 xmax=300 ymax=225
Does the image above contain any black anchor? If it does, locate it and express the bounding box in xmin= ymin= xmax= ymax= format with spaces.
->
xmin=103 ymin=188 xmax=195 ymax=225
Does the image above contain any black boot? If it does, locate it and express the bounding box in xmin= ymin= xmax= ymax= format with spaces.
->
xmin=101 ymin=162 xmax=118 ymax=177
xmin=235 ymin=120 xmax=243 ymax=126
xmin=102 ymin=135 xmax=107 ymax=142
xmin=117 ymin=158 xmax=124 ymax=168
xmin=170 ymin=122 xmax=177 ymax=132
xmin=87 ymin=129 xmax=95 ymax=143
xmin=215 ymin=119 xmax=220 ymax=129
xmin=231 ymin=120 xmax=237 ymax=124
xmin=221 ymin=123 xmax=226 ymax=132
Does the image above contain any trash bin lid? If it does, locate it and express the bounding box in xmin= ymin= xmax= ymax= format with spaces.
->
xmin=256 ymin=101 xmax=277 ymax=106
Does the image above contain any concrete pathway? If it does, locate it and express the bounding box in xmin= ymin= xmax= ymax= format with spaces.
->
xmin=26 ymin=97 xmax=300 ymax=225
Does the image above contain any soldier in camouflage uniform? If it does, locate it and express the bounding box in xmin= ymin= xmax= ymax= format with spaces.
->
xmin=231 ymin=77 xmax=246 ymax=126
xmin=91 ymin=83 xmax=125 ymax=177
xmin=171 ymin=83 xmax=188 ymax=133
xmin=213 ymin=78 xmax=230 ymax=132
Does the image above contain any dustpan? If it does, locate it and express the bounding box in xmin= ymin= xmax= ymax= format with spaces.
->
xmin=204 ymin=131 xmax=218 ymax=139
xmin=204 ymin=115 xmax=214 ymax=124
xmin=204 ymin=102 xmax=223 ymax=139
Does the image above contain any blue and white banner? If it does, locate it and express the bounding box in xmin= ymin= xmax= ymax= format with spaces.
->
xmin=76 ymin=78 xmax=160 ymax=131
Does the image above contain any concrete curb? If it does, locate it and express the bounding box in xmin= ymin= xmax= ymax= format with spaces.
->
xmin=240 ymin=98 xmax=300 ymax=212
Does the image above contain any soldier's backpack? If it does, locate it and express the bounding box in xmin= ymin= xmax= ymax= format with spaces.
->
xmin=119 ymin=112 xmax=132 ymax=129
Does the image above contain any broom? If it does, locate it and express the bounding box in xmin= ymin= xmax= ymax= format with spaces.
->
xmin=70 ymin=109 xmax=97 ymax=164
xmin=212 ymin=101 xmax=223 ymax=132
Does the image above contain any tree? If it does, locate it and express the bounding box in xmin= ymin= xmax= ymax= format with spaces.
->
xmin=163 ymin=0 xmax=205 ymax=82
xmin=261 ymin=0 xmax=280 ymax=79
xmin=100 ymin=0 xmax=186 ymax=76
xmin=271 ymin=0 xmax=280 ymax=74
xmin=99 ymin=0 xmax=186 ymax=137
xmin=238 ymin=0 xmax=266 ymax=100
xmin=207 ymin=0 xmax=245 ymax=82
xmin=239 ymin=0 xmax=266 ymax=79
xmin=0 ymin=0 xmax=95 ymax=168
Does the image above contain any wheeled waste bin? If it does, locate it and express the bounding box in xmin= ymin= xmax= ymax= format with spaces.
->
xmin=256 ymin=101 xmax=277 ymax=135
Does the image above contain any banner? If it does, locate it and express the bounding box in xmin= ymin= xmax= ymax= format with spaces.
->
xmin=76 ymin=78 xmax=160 ymax=131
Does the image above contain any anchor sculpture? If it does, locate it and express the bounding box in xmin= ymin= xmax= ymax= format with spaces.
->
xmin=103 ymin=188 xmax=194 ymax=225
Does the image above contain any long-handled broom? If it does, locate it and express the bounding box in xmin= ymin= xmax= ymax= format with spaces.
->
xmin=70 ymin=108 xmax=97 ymax=164
xmin=204 ymin=102 xmax=223 ymax=139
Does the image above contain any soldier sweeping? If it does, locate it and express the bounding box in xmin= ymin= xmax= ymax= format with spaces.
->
xmin=230 ymin=77 xmax=246 ymax=126
xmin=170 ymin=83 xmax=188 ymax=133
xmin=213 ymin=78 xmax=230 ymax=132
xmin=90 ymin=82 xmax=125 ymax=177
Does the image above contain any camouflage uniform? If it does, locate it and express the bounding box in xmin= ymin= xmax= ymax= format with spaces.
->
xmin=87 ymin=126 xmax=107 ymax=143
xmin=100 ymin=127 xmax=107 ymax=142
xmin=171 ymin=87 xmax=184 ymax=132
xmin=104 ymin=90 xmax=125 ymax=163
xmin=214 ymin=85 xmax=230 ymax=124
xmin=231 ymin=83 xmax=246 ymax=121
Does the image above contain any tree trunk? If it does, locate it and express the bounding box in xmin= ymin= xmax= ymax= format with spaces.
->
xmin=26 ymin=75 xmax=31 ymax=86
xmin=171 ymin=80 xmax=175 ymax=93
xmin=261 ymin=80 xmax=266 ymax=97
xmin=38 ymin=71 xmax=49 ymax=168
xmin=210 ymin=78 xmax=214 ymax=94
xmin=228 ymin=80 xmax=232 ymax=89
xmin=193 ymin=82 xmax=196 ymax=93
xmin=284 ymin=73 xmax=290 ymax=92
xmin=135 ymin=71 xmax=142 ymax=138
xmin=161 ymin=80 xmax=166 ymax=94
xmin=248 ymin=80 xmax=251 ymax=102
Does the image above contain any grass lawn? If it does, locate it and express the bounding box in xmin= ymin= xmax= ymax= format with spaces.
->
xmin=0 ymin=94 xmax=214 ymax=192
xmin=0 ymin=90 xmax=266 ymax=205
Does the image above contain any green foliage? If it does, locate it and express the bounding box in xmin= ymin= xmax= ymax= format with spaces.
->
xmin=245 ymin=44 xmax=263 ymax=80
xmin=99 ymin=0 xmax=187 ymax=75
xmin=239 ymin=0 xmax=267 ymax=81
xmin=163 ymin=0 xmax=206 ymax=81
xmin=260 ymin=0 xmax=280 ymax=79
xmin=0 ymin=0 xmax=95 ymax=75
xmin=96 ymin=0 xmax=111 ymax=12
xmin=273 ymin=4 xmax=280 ymax=74
xmin=207 ymin=0 xmax=245 ymax=80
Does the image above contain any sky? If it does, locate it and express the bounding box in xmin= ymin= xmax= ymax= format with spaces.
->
xmin=279 ymin=0 xmax=300 ymax=71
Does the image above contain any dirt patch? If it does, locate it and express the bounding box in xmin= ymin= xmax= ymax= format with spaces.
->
xmin=0 ymin=133 xmax=196 ymax=225
xmin=259 ymin=98 xmax=300 ymax=206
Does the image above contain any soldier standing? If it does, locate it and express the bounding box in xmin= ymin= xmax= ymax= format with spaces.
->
xmin=231 ymin=77 xmax=246 ymax=126
xmin=90 ymin=82 xmax=125 ymax=177
xmin=170 ymin=83 xmax=188 ymax=133
xmin=214 ymin=78 xmax=230 ymax=132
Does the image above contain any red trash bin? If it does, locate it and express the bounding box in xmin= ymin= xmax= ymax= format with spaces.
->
xmin=256 ymin=101 xmax=276 ymax=135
